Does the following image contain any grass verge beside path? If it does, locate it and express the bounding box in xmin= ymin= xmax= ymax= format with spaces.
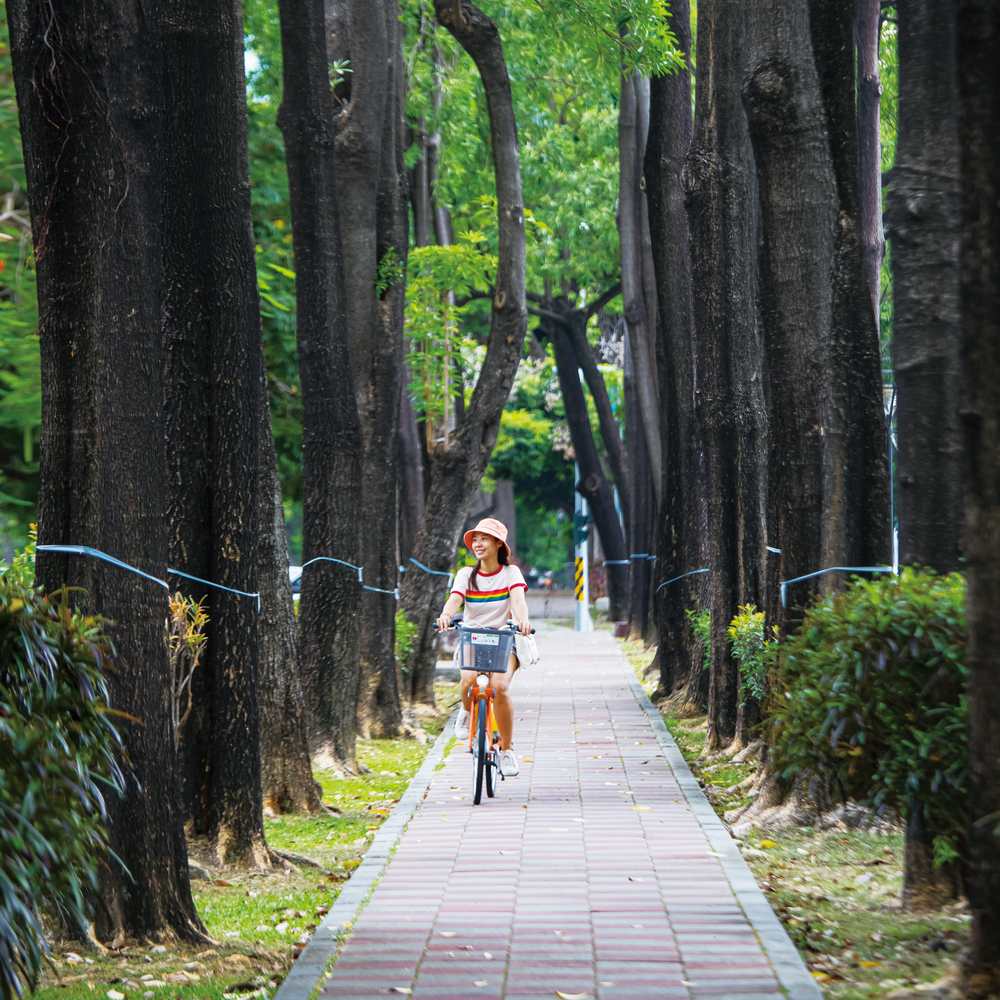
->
xmin=615 ymin=636 xmax=970 ymax=1000
xmin=33 ymin=681 xmax=462 ymax=1000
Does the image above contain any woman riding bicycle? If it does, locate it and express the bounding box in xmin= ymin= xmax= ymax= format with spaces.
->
xmin=436 ymin=517 xmax=531 ymax=777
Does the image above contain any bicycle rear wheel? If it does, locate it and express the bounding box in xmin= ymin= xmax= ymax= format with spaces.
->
xmin=472 ymin=698 xmax=487 ymax=804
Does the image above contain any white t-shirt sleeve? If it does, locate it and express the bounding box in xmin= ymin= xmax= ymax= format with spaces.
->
xmin=451 ymin=565 xmax=472 ymax=599
xmin=508 ymin=565 xmax=527 ymax=592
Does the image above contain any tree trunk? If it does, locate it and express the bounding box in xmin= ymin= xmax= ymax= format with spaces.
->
xmin=567 ymin=306 xmax=630 ymax=525
xmin=8 ymin=0 xmax=205 ymax=941
xmin=902 ymin=804 xmax=960 ymax=911
xmin=328 ymin=0 xmax=404 ymax=739
xmin=257 ymin=384 xmax=322 ymax=815
xmin=161 ymin=0 xmax=269 ymax=870
xmin=957 ymin=2 xmax=1000 ymax=992
xmin=645 ymin=0 xmax=703 ymax=703
xmin=531 ymin=289 xmax=629 ymax=525
xmin=888 ymin=0 xmax=963 ymax=574
xmin=546 ymin=319 xmax=629 ymax=618
xmin=397 ymin=380 xmax=426 ymax=567
xmin=744 ymin=0 xmax=876 ymax=631
xmin=409 ymin=119 xmax=433 ymax=249
xmin=359 ymin=0 xmax=408 ymax=735
xmin=618 ymin=72 xmax=663 ymax=505
xmin=400 ymin=0 xmax=527 ymax=698
xmin=855 ymin=0 xmax=884 ymax=322
xmin=623 ymin=335 xmax=653 ymax=639
xmin=808 ymin=0 xmax=892 ymax=577
xmin=685 ymin=0 xmax=767 ymax=749
xmin=278 ymin=0 xmax=364 ymax=771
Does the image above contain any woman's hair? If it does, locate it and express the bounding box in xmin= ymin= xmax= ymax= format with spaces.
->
xmin=469 ymin=543 xmax=509 ymax=591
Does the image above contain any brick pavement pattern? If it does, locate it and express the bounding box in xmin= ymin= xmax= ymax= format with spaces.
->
xmin=320 ymin=630 xmax=790 ymax=1000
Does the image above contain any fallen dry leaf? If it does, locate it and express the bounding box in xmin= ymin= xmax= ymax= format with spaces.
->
xmin=215 ymin=879 xmax=233 ymax=887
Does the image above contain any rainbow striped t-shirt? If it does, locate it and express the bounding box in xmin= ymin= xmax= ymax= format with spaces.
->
xmin=451 ymin=564 xmax=527 ymax=629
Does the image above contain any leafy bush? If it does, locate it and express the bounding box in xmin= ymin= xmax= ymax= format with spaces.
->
xmin=0 ymin=564 xmax=124 ymax=1000
xmin=768 ymin=568 xmax=966 ymax=863
xmin=686 ymin=606 xmax=711 ymax=671
xmin=395 ymin=609 xmax=418 ymax=672
xmin=727 ymin=605 xmax=771 ymax=701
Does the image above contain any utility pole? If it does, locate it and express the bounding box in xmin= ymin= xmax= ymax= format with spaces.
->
xmin=573 ymin=462 xmax=593 ymax=632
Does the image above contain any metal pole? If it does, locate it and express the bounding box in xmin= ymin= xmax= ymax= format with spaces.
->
xmin=574 ymin=462 xmax=593 ymax=632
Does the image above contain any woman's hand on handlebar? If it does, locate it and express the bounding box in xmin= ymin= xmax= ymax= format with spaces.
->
xmin=517 ymin=619 xmax=531 ymax=637
xmin=436 ymin=611 xmax=453 ymax=631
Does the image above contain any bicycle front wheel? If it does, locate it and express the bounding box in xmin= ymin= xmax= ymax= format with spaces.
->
xmin=472 ymin=698 xmax=487 ymax=805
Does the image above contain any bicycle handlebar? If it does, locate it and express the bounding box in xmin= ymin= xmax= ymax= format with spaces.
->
xmin=433 ymin=619 xmax=535 ymax=634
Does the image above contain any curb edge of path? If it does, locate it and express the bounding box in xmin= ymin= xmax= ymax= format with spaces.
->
xmin=613 ymin=636 xmax=824 ymax=1000
xmin=273 ymin=716 xmax=456 ymax=1000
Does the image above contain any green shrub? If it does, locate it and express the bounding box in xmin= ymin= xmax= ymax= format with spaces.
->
xmin=395 ymin=609 xmax=418 ymax=673
xmin=727 ymin=604 xmax=771 ymax=701
xmin=0 ymin=561 xmax=124 ymax=1000
xmin=686 ymin=606 xmax=711 ymax=671
xmin=768 ymin=568 xmax=966 ymax=864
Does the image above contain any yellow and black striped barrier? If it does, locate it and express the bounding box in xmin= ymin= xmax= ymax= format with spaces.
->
xmin=575 ymin=557 xmax=584 ymax=602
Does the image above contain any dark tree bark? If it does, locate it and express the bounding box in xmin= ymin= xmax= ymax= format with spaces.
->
xmin=888 ymin=0 xmax=963 ymax=574
xmin=361 ymin=0 xmax=408 ymax=733
xmin=327 ymin=0 xmax=404 ymax=739
xmin=685 ymin=0 xmax=767 ymax=750
xmin=855 ymin=0 xmax=885 ymax=322
xmin=623 ymin=335 xmax=653 ymax=639
xmin=257 ymin=386 xmax=322 ymax=814
xmin=957 ymin=1 xmax=1000 ymax=991
xmin=397 ymin=380 xmax=425 ymax=567
xmin=645 ymin=0 xmax=704 ymax=705
xmin=526 ymin=286 xmax=629 ymax=525
xmin=278 ymin=0 xmax=364 ymax=771
xmin=400 ymin=0 xmax=527 ymax=699
xmin=808 ymin=0 xmax=892 ymax=579
xmin=8 ymin=0 xmax=204 ymax=941
xmin=161 ymin=0 xmax=269 ymax=869
xmin=619 ymin=72 xmax=663 ymax=504
xmin=546 ymin=319 xmax=629 ymax=618
xmin=744 ymin=0 xmax=888 ymax=632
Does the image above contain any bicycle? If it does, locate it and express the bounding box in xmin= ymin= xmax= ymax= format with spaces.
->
xmin=436 ymin=618 xmax=533 ymax=805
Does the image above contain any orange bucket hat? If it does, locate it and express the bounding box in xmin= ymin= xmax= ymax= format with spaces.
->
xmin=464 ymin=517 xmax=510 ymax=559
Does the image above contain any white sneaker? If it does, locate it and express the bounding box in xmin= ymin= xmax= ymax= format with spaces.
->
xmin=499 ymin=749 xmax=519 ymax=776
xmin=454 ymin=707 xmax=470 ymax=738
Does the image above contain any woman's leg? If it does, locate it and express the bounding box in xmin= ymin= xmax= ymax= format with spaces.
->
xmin=459 ymin=669 xmax=478 ymax=715
xmin=490 ymin=653 xmax=519 ymax=750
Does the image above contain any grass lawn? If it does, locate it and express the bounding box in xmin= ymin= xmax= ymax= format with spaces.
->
xmin=32 ymin=681 xmax=463 ymax=1000
xmin=615 ymin=636 xmax=969 ymax=1000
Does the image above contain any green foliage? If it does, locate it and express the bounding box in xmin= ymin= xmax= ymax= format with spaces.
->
xmin=394 ymin=610 xmax=418 ymax=670
xmin=768 ymin=569 xmax=967 ymax=863
xmin=375 ymin=247 xmax=405 ymax=299
xmin=727 ymin=604 xmax=771 ymax=702
xmin=406 ymin=236 xmax=497 ymax=426
xmin=0 ymin=567 xmax=124 ymax=1000
xmin=0 ymin=10 xmax=41 ymax=550
xmin=687 ymin=606 xmax=711 ymax=671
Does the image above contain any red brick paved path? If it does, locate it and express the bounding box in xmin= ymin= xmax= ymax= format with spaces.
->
xmin=319 ymin=630 xmax=797 ymax=1000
